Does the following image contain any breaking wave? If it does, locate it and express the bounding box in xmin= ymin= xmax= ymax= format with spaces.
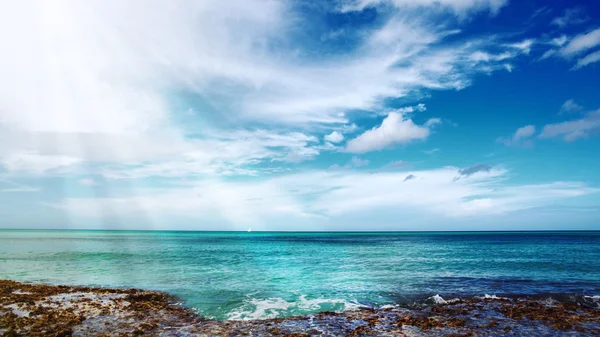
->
xmin=225 ymin=292 xmax=600 ymax=320
xmin=226 ymin=295 xmax=365 ymax=320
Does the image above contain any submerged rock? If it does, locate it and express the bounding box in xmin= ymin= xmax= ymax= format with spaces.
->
xmin=1 ymin=280 xmax=599 ymax=336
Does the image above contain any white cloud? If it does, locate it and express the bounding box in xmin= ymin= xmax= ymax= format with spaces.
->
xmin=551 ymin=7 xmax=589 ymax=28
xmin=350 ymin=156 xmax=370 ymax=167
xmin=0 ymin=187 xmax=38 ymax=193
xmin=497 ymin=125 xmax=536 ymax=147
xmin=225 ymin=10 xmax=518 ymax=127
xmin=539 ymin=109 xmax=600 ymax=142
xmin=342 ymin=0 xmax=508 ymax=16
xmin=0 ymin=129 xmax=190 ymax=165
xmin=329 ymin=156 xmax=370 ymax=170
xmin=573 ymin=50 xmax=600 ymax=70
xmin=541 ymin=28 xmax=600 ymax=68
xmin=53 ymin=179 xmax=318 ymax=227
xmin=551 ymin=36 xmax=568 ymax=47
xmin=506 ymin=39 xmax=534 ymax=55
xmin=52 ymin=167 xmax=597 ymax=228
xmin=345 ymin=112 xmax=432 ymax=153
xmin=374 ymin=105 xmax=430 ymax=124
xmin=559 ymin=99 xmax=584 ymax=114
xmin=324 ymin=131 xmax=344 ymax=143
xmin=513 ymin=125 xmax=536 ymax=140
xmin=559 ymin=28 xmax=600 ymax=57
xmin=384 ymin=104 xmax=428 ymax=116
xmin=0 ymin=179 xmax=39 ymax=192
xmin=469 ymin=51 xmax=513 ymax=62
xmin=0 ymin=0 xmax=529 ymax=178
xmin=1 ymin=152 xmax=82 ymax=174
xmin=0 ymin=0 xmax=290 ymax=173
xmin=0 ymin=1 xmax=597 ymax=230
xmin=424 ymin=118 xmax=442 ymax=127
xmin=0 ymin=124 xmax=331 ymax=177
xmin=79 ymin=178 xmax=98 ymax=187
xmin=383 ymin=160 xmax=412 ymax=169
xmin=99 ymin=129 xmax=323 ymax=179
xmin=539 ymin=49 xmax=556 ymax=60
xmin=512 ymin=103 xmax=600 ymax=143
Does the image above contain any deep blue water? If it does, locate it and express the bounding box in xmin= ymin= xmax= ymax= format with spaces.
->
xmin=1 ymin=230 xmax=599 ymax=320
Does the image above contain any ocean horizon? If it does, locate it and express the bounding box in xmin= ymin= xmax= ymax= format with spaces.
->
xmin=4 ymin=229 xmax=600 ymax=233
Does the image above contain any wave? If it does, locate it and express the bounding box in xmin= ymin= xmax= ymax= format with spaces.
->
xmin=427 ymin=294 xmax=447 ymax=304
xmin=226 ymin=295 xmax=365 ymax=320
xmin=426 ymin=294 xmax=461 ymax=305
xmin=225 ymin=292 xmax=600 ymax=320
xmin=475 ymin=294 xmax=509 ymax=300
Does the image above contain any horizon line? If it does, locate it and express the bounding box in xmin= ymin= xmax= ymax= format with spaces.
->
xmin=1 ymin=229 xmax=599 ymax=233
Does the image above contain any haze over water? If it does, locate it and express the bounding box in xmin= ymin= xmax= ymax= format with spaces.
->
xmin=1 ymin=230 xmax=599 ymax=320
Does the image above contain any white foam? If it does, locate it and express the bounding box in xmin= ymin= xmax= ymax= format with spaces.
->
xmin=226 ymin=295 xmax=364 ymax=320
xmin=229 ymin=298 xmax=291 ymax=320
xmin=476 ymin=294 xmax=508 ymax=300
xmin=428 ymin=294 xmax=447 ymax=304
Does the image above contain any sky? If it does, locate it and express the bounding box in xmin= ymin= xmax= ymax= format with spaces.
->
xmin=1 ymin=0 xmax=600 ymax=231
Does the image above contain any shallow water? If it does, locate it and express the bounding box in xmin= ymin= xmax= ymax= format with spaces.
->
xmin=1 ymin=230 xmax=599 ymax=320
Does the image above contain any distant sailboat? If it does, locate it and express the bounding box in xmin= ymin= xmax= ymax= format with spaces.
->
xmin=247 ymin=228 xmax=252 ymax=232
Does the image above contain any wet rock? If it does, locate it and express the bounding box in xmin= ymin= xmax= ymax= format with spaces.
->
xmin=2 ymin=280 xmax=600 ymax=336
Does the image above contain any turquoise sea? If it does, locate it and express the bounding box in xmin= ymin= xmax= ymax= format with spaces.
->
xmin=1 ymin=230 xmax=599 ymax=320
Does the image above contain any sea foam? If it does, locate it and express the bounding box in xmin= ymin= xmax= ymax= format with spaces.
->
xmin=226 ymin=295 xmax=365 ymax=320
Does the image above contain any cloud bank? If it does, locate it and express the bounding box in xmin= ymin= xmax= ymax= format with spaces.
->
xmin=0 ymin=0 xmax=598 ymax=230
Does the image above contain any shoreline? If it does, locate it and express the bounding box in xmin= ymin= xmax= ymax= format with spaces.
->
xmin=2 ymin=280 xmax=600 ymax=336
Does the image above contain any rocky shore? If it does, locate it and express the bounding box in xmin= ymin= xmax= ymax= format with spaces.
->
xmin=2 ymin=280 xmax=599 ymax=336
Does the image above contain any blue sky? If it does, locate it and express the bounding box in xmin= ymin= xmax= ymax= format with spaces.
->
xmin=1 ymin=0 xmax=600 ymax=230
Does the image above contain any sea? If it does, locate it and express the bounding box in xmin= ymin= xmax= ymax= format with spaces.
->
xmin=1 ymin=230 xmax=599 ymax=320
